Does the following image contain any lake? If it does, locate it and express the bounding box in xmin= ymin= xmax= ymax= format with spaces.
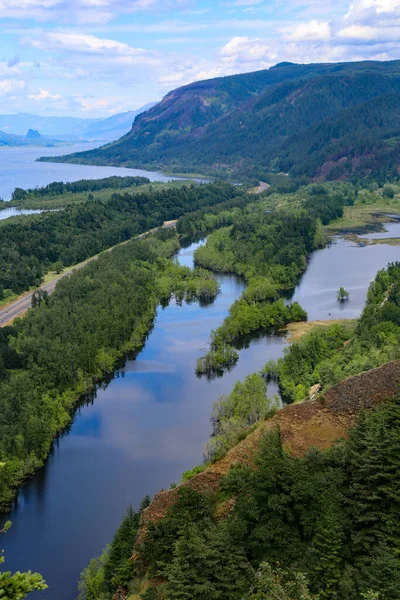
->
xmin=0 ymin=145 xmax=180 ymax=201
xmin=1 ymin=228 xmax=400 ymax=600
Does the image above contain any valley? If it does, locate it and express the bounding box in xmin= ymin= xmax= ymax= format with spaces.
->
xmin=1 ymin=210 xmax=400 ymax=598
xmin=1 ymin=55 xmax=400 ymax=600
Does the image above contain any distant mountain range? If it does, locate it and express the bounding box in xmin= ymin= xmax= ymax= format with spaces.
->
xmin=0 ymin=103 xmax=156 ymax=146
xmin=0 ymin=129 xmax=60 ymax=147
xmin=52 ymin=60 xmax=400 ymax=181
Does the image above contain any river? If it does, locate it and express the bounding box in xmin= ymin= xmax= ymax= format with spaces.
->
xmin=0 ymin=144 xmax=183 ymax=202
xmin=1 ymin=228 xmax=400 ymax=600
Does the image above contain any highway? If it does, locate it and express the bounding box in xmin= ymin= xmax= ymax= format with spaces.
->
xmin=0 ymin=220 xmax=177 ymax=327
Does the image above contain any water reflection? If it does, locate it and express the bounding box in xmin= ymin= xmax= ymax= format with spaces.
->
xmin=2 ymin=228 xmax=400 ymax=600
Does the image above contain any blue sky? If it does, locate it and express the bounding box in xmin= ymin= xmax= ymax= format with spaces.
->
xmin=0 ymin=0 xmax=400 ymax=117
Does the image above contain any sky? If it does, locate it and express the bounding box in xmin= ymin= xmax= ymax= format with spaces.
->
xmin=1 ymin=0 xmax=400 ymax=118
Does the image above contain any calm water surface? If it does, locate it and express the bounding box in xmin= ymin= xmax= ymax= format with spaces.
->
xmin=1 ymin=231 xmax=400 ymax=600
xmin=0 ymin=145 xmax=179 ymax=201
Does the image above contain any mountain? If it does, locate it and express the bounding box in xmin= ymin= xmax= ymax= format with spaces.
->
xmin=0 ymin=129 xmax=59 ymax=147
xmin=0 ymin=103 xmax=156 ymax=143
xmin=55 ymin=60 xmax=400 ymax=180
xmin=26 ymin=128 xmax=41 ymax=139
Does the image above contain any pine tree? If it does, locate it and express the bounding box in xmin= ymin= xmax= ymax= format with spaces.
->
xmin=166 ymin=524 xmax=250 ymax=600
xmin=246 ymin=562 xmax=316 ymax=600
xmin=345 ymin=399 xmax=400 ymax=595
xmin=309 ymin=499 xmax=345 ymax=597
xmin=103 ymin=506 xmax=140 ymax=594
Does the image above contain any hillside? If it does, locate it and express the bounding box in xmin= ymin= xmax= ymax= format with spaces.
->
xmin=126 ymin=361 xmax=400 ymax=600
xmin=142 ymin=359 xmax=400 ymax=527
xmin=49 ymin=59 xmax=400 ymax=180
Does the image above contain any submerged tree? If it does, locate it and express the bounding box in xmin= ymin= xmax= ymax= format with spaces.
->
xmin=337 ymin=287 xmax=350 ymax=302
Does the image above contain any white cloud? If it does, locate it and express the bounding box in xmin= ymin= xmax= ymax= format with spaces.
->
xmin=0 ymin=80 xmax=26 ymax=97
xmin=0 ymin=0 xmax=194 ymax=23
xmin=220 ymin=36 xmax=278 ymax=66
xmin=281 ymin=20 xmax=331 ymax=42
xmin=28 ymin=88 xmax=61 ymax=100
xmin=24 ymin=31 xmax=161 ymax=66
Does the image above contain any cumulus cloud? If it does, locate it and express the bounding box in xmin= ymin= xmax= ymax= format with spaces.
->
xmin=28 ymin=88 xmax=61 ymax=100
xmin=3 ymin=0 xmax=400 ymax=117
xmin=281 ymin=20 xmax=331 ymax=42
xmin=220 ymin=36 xmax=278 ymax=67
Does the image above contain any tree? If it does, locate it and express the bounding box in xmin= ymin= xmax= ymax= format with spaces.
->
xmin=0 ymin=521 xmax=47 ymax=599
xmin=166 ymin=524 xmax=250 ymax=600
xmin=53 ymin=260 xmax=64 ymax=274
xmin=382 ymin=185 xmax=395 ymax=199
xmin=337 ymin=287 xmax=350 ymax=302
xmin=103 ymin=506 xmax=139 ymax=593
xmin=246 ymin=562 xmax=316 ymax=600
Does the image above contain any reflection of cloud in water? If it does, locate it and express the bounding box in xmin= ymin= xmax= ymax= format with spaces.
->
xmin=160 ymin=312 xmax=226 ymax=331
xmin=163 ymin=336 xmax=209 ymax=355
xmin=122 ymin=360 xmax=176 ymax=374
xmin=92 ymin=389 xmax=209 ymax=463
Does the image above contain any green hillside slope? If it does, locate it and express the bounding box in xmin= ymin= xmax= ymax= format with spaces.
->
xmin=45 ymin=60 xmax=400 ymax=180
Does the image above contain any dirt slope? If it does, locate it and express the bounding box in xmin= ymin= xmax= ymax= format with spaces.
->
xmin=142 ymin=361 xmax=400 ymax=527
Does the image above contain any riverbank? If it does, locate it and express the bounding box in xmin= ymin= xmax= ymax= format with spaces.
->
xmin=3 ymin=224 xmax=400 ymax=599
xmin=284 ymin=318 xmax=357 ymax=342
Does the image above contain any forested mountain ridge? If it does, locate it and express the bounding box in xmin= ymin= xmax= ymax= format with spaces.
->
xmin=49 ymin=59 xmax=400 ymax=180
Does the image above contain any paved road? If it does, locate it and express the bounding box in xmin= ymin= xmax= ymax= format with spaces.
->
xmin=0 ymin=221 xmax=177 ymax=327
xmin=256 ymin=181 xmax=270 ymax=194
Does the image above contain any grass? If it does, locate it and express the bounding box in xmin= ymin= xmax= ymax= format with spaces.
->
xmin=327 ymin=195 xmax=400 ymax=233
xmin=285 ymin=319 xmax=357 ymax=342
xmin=0 ymin=289 xmax=29 ymax=309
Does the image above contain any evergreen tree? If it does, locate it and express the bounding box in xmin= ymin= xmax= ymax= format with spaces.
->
xmin=309 ymin=499 xmax=345 ymax=597
xmin=246 ymin=562 xmax=316 ymax=600
xmin=166 ymin=524 xmax=250 ymax=600
xmin=103 ymin=506 xmax=140 ymax=594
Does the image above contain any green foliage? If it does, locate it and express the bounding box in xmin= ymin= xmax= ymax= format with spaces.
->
xmin=181 ymin=464 xmax=207 ymax=482
xmin=166 ymin=524 xmax=250 ymax=600
xmin=194 ymin=205 xmax=314 ymax=373
xmin=136 ymin=488 xmax=216 ymax=579
xmin=57 ymin=60 xmax=400 ymax=182
xmin=204 ymin=374 xmax=278 ymax=461
xmin=0 ymin=522 xmax=47 ymax=599
xmin=11 ymin=175 xmax=150 ymax=203
xmin=382 ymin=184 xmax=395 ymax=198
xmin=84 ymin=377 xmax=400 ymax=600
xmin=337 ymin=287 xmax=350 ymax=302
xmin=103 ymin=507 xmax=139 ymax=593
xmin=78 ymin=505 xmax=144 ymax=600
xmin=53 ymin=260 xmax=64 ymax=274
xmin=246 ymin=563 xmax=316 ymax=600
xmin=0 ymin=182 xmax=239 ymax=294
xmin=273 ymin=263 xmax=400 ymax=402
xmin=0 ymin=232 xmax=219 ymax=507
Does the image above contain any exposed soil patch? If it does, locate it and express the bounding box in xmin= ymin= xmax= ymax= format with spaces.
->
xmin=141 ymin=361 xmax=400 ymax=529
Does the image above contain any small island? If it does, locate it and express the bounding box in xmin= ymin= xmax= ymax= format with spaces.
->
xmin=337 ymin=287 xmax=350 ymax=302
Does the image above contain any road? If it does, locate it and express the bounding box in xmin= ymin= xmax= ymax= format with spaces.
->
xmin=0 ymin=220 xmax=177 ymax=327
xmin=248 ymin=181 xmax=270 ymax=195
